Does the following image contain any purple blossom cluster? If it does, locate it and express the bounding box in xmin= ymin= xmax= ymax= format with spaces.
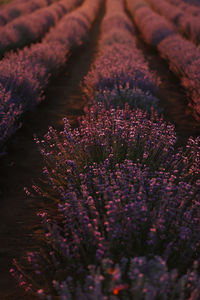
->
xmin=158 ymin=35 xmax=200 ymax=119
xmin=126 ymin=0 xmax=200 ymax=120
xmin=167 ymin=0 xmax=200 ymax=17
xmin=145 ymin=0 xmax=200 ymax=45
xmin=9 ymin=0 xmax=200 ymax=298
xmin=0 ymin=0 xmax=103 ymax=155
xmin=0 ymin=0 xmax=58 ymax=27
xmin=35 ymin=104 xmax=176 ymax=173
xmin=126 ymin=0 xmax=174 ymax=46
xmin=36 ymin=131 xmax=200 ymax=265
xmin=36 ymin=257 xmax=200 ymax=300
xmin=12 ymin=104 xmax=200 ymax=298
xmin=0 ymin=0 xmax=82 ymax=58
xmin=84 ymin=0 xmax=160 ymax=111
xmin=87 ymin=2 xmax=159 ymax=112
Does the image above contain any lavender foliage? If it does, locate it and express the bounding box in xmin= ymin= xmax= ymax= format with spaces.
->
xmin=0 ymin=0 xmax=83 ymax=57
xmin=35 ymin=104 xmax=176 ymax=174
xmin=127 ymin=0 xmax=200 ymax=120
xmin=8 ymin=0 xmax=200 ymax=298
xmin=0 ymin=0 xmax=103 ymax=155
xmin=11 ymin=105 xmax=200 ymax=297
xmin=167 ymin=0 xmax=200 ymax=17
xmin=126 ymin=0 xmax=175 ymax=46
xmin=0 ymin=0 xmax=58 ymax=27
xmin=36 ymin=155 xmax=200 ymax=268
xmin=157 ymin=34 xmax=200 ymax=119
xmin=146 ymin=0 xmax=200 ymax=45
xmin=84 ymin=0 xmax=160 ymax=112
xmin=36 ymin=257 xmax=200 ymax=300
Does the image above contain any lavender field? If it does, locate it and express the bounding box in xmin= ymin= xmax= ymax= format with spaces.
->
xmin=0 ymin=0 xmax=200 ymax=299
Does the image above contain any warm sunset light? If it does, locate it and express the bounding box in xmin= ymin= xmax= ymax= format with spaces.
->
xmin=0 ymin=0 xmax=200 ymax=299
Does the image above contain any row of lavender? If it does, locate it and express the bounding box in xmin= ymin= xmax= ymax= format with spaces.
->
xmin=11 ymin=0 xmax=200 ymax=299
xmin=83 ymin=0 xmax=160 ymax=111
xmin=0 ymin=0 xmax=105 ymax=156
xmin=126 ymin=0 xmax=200 ymax=121
xmin=145 ymin=0 xmax=200 ymax=45
xmin=167 ymin=0 xmax=200 ymax=16
xmin=0 ymin=0 xmax=59 ymax=26
xmin=0 ymin=0 xmax=82 ymax=58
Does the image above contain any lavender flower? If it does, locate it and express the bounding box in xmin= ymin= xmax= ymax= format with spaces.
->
xmin=11 ymin=104 xmax=200 ymax=298
xmin=0 ymin=0 xmax=103 ymax=154
xmin=0 ymin=0 xmax=82 ymax=57
xmin=0 ymin=0 xmax=58 ymax=26
xmin=84 ymin=0 xmax=160 ymax=111
xmin=127 ymin=0 xmax=200 ymax=120
xmin=126 ymin=0 xmax=175 ymax=46
xmin=146 ymin=0 xmax=200 ymax=45
xmin=35 ymin=104 xmax=176 ymax=177
xmin=37 ymin=257 xmax=200 ymax=299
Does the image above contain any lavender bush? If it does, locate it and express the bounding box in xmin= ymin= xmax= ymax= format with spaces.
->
xmin=84 ymin=0 xmax=160 ymax=111
xmin=88 ymin=86 xmax=160 ymax=112
xmin=0 ymin=0 xmax=82 ymax=57
xmin=146 ymin=0 xmax=200 ymax=45
xmin=0 ymin=0 xmax=58 ymax=27
xmin=35 ymin=257 xmax=200 ymax=299
xmin=157 ymin=34 xmax=200 ymax=119
xmin=34 ymin=104 xmax=176 ymax=174
xmin=33 ymin=153 xmax=200 ymax=268
xmin=84 ymin=43 xmax=159 ymax=110
xmin=145 ymin=0 xmax=184 ymax=25
xmin=167 ymin=0 xmax=200 ymax=17
xmin=11 ymin=105 xmax=200 ymax=298
xmin=8 ymin=0 xmax=200 ymax=298
xmin=127 ymin=0 xmax=200 ymax=120
xmin=126 ymin=0 xmax=174 ymax=46
xmin=0 ymin=0 xmax=103 ymax=155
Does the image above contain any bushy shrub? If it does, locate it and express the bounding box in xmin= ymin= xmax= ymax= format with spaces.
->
xmin=84 ymin=43 xmax=159 ymax=107
xmin=34 ymin=104 xmax=176 ymax=178
xmin=11 ymin=106 xmax=200 ymax=297
xmin=90 ymin=85 xmax=159 ymax=111
xmin=36 ymin=256 xmax=200 ymax=300
xmin=9 ymin=1 xmax=200 ymax=298
xmin=126 ymin=1 xmax=174 ymax=46
xmin=0 ymin=0 xmax=82 ymax=57
xmin=84 ymin=0 xmax=160 ymax=112
xmin=0 ymin=0 xmax=103 ymax=154
xmin=0 ymin=0 xmax=56 ymax=26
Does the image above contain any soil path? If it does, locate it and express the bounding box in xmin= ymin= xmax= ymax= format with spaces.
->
xmin=0 ymin=3 xmax=105 ymax=299
xmin=126 ymin=6 xmax=200 ymax=144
